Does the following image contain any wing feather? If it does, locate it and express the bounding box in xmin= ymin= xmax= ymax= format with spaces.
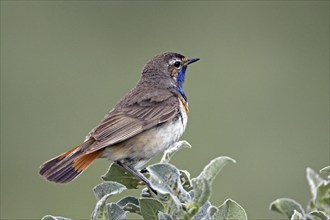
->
xmin=85 ymin=91 xmax=180 ymax=153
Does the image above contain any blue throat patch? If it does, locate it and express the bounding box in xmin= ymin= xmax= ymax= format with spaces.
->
xmin=177 ymin=66 xmax=187 ymax=101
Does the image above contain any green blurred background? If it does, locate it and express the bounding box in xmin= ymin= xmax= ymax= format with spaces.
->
xmin=1 ymin=1 xmax=329 ymax=219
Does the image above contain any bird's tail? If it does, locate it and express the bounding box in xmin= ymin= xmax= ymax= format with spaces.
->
xmin=39 ymin=139 xmax=103 ymax=183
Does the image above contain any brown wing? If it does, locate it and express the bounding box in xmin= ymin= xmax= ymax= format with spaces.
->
xmin=84 ymin=89 xmax=179 ymax=153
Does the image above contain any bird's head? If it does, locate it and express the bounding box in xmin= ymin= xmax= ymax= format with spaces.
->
xmin=141 ymin=52 xmax=199 ymax=100
xmin=142 ymin=52 xmax=199 ymax=80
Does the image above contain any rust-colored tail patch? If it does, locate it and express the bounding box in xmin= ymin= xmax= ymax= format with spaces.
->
xmin=72 ymin=150 xmax=103 ymax=173
xmin=39 ymin=141 xmax=103 ymax=183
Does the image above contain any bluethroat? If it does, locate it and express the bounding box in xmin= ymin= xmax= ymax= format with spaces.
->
xmin=39 ymin=52 xmax=199 ymax=191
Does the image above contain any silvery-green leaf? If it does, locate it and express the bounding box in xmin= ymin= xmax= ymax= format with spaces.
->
xmin=320 ymin=166 xmax=330 ymax=181
xmin=270 ymin=198 xmax=305 ymax=218
xmin=160 ymin=140 xmax=191 ymax=163
xmin=139 ymin=198 xmax=164 ymax=220
xmin=93 ymin=181 xmax=126 ymax=201
xmin=106 ymin=203 xmax=127 ymax=220
xmin=307 ymin=168 xmax=325 ymax=202
xmin=91 ymin=182 xmax=126 ymax=220
xmin=117 ymin=196 xmax=140 ymax=215
xmin=41 ymin=215 xmax=71 ymax=220
xmin=102 ymin=163 xmax=142 ymax=189
xmin=193 ymin=201 xmax=211 ymax=220
xmin=290 ymin=210 xmax=304 ymax=220
xmin=180 ymin=170 xmax=193 ymax=191
xmin=117 ymin=196 xmax=139 ymax=207
xmin=309 ymin=211 xmax=329 ymax=220
xmin=320 ymin=166 xmax=330 ymax=173
xmin=147 ymin=163 xmax=180 ymax=195
xmin=194 ymin=156 xmax=236 ymax=185
xmin=314 ymin=181 xmax=330 ymax=213
xmin=158 ymin=211 xmax=174 ymax=220
xmin=93 ymin=203 xmax=107 ymax=220
xmin=189 ymin=156 xmax=236 ymax=218
xmin=207 ymin=205 xmax=219 ymax=217
xmin=190 ymin=178 xmax=211 ymax=213
xmin=213 ymin=199 xmax=247 ymax=220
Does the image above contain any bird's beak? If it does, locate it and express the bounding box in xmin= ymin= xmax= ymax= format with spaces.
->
xmin=186 ymin=58 xmax=200 ymax=65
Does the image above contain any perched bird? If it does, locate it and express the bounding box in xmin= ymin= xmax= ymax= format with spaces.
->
xmin=39 ymin=52 xmax=199 ymax=191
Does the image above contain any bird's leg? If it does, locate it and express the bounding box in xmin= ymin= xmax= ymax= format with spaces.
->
xmin=116 ymin=161 xmax=157 ymax=195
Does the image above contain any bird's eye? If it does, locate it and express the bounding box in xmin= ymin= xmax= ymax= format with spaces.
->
xmin=174 ymin=61 xmax=181 ymax=68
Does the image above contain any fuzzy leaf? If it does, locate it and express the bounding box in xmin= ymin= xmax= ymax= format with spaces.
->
xmin=193 ymin=201 xmax=211 ymax=220
xmin=158 ymin=211 xmax=174 ymax=220
xmin=93 ymin=181 xmax=126 ymax=201
xmin=94 ymin=204 xmax=106 ymax=220
xmin=106 ymin=203 xmax=127 ymax=220
xmin=139 ymin=198 xmax=164 ymax=220
xmin=41 ymin=216 xmax=71 ymax=220
xmin=91 ymin=182 xmax=126 ymax=220
xmin=208 ymin=206 xmax=219 ymax=217
xmin=189 ymin=156 xmax=235 ymax=215
xmin=195 ymin=156 xmax=236 ymax=185
xmin=320 ymin=166 xmax=330 ymax=173
xmin=290 ymin=210 xmax=304 ymax=220
xmin=180 ymin=170 xmax=193 ymax=191
xmin=307 ymin=168 xmax=325 ymax=202
xmin=147 ymin=163 xmax=180 ymax=195
xmin=117 ymin=196 xmax=139 ymax=207
xmin=213 ymin=199 xmax=247 ymax=220
xmin=309 ymin=211 xmax=330 ymax=220
xmin=102 ymin=163 xmax=142 ymax=189
xmin=270 ymin=198 xmax=305 ymax=218
xmin=191 ymin=178 xmax=211 ymax=211
xmin=117 ymin=196 xmax=140 ymax=215
xmin=160 ymin=140 xmax=192 ymax=163
xmin=314 ymin=182 xmax=330 ymax=213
